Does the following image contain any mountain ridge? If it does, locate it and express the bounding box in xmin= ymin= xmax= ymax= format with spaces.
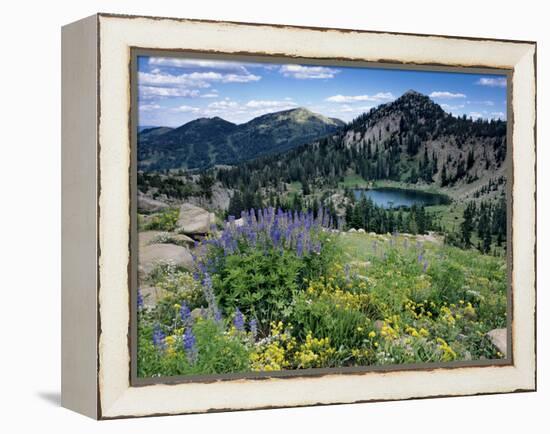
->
xmin=138 ymin=107 xmax=345 ymax=171
xmin=217 ymin=90 xmax=507 ymax=200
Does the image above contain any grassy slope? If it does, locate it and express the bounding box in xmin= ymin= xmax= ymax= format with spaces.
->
xmin=336 ymin=231 xmax=507 ymax=328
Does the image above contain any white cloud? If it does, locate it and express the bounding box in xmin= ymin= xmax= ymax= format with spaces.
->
xmin=325 ymin=92 xmax=394 ymax=103
xmin=173 ymin=105 xmax=200 ymax=113
xmin=280 ymin=64 xmax=340 ymax=79
xmin=476 ymin=77 xmax=507 ymax=87
xmin=441 ymin=103 xmax=465 ymax=111
xmin=149 ymin=57 xmax=247 ymax=72
xmin=207 ymin=100 xmax=240 ymax=110
xmin=139 ymin=103 xmax=161 ymax=111
xmin=200 ymin=92 xmax=219 ymax=98
xmin=222 ymin=73 xmax=262 ymax=83
xmin=245 ymin=99 xmax=297 ymax=109
xmin=468 ymin=100 xmax=495 ymax=106
xmin=468 ymin=110 xmax=506 ymax=121
xmin=429 ymin=91 xmax=466 ymax=99
xmin=138 ymin=70 xmax=260 ymax=89
xmin=148 ymin=57 xmax=278 ymax=72
xmin=139 ymin=86 xmax=200 ymax=98
xmin=333 ymin=104 xmax=373 ymax=113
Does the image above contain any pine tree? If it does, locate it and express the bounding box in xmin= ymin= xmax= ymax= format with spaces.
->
xmin=440 ymin=163 xmax=448 ymax=187
xmin=461 ymin=202 xmax=476 ymax=247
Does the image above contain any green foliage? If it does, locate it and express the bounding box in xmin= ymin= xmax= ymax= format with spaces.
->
xmin=209 ymin=233 xmax=335 ymax=336
xmin=137 ymin=316 xmax=251 ymax=377
xmin=142 ymin=208 xmax=179 ymax=232
xmin=138 ymin=230 xmax=507 ymax=377
xmin=192 ymin=319 xmax=251 ymax=374
xmin=291 ymin=292 xmax=371 ymax=353
xmin=214 ymin=248 xmax=303 ymax=335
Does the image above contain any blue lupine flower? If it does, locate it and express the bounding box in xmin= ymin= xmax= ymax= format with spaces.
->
xmin=314 ymin=241 xmax=321 ymax=254
xmin=423 ymin=260 xmax=429 ymax=273
xmin=296 ymin=234 xmax=304 ymax=257
xmin=233 ymin=308 xmax=245 ymax=331
xmin=180 ymin=302 xmax=192 ymax=325
xmin=137 ymin=288 xmax=144 ymax=309
xmin=152 ymin=324 xmax=166 ymax=351
xmin=183 ymin=327 xmax=197 ymax=363
xmin=271 ymin=227 xmax=281 ymax=248
xmin=214 ymin=308 xmax=223 ymax=324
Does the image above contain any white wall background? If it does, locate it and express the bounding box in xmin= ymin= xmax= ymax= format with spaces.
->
xmin=0 ymin=0 xmax=546 ymax=432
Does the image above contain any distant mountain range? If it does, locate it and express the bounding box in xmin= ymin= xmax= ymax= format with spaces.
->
xmin=138 ymin=108 xmax=345 ymax=171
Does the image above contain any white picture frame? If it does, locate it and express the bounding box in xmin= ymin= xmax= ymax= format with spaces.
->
xmin=61 ymin=13 xmax=536 ymax=419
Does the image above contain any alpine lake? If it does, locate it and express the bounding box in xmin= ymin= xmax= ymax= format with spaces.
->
xmin=353 ymin=187 xmax=451 ymax=209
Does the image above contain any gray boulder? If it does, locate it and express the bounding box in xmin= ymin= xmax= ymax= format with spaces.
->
xmin=139 ymin=285 xmax=166 ymax=308
xmin=486 ymin=328 xmax=507 ymax=357
xmin=169 ymin=233 xmax=196 ymax=246
xmin=138 ymin=230 xmax=165 ymax=247
xmin=139 ymin=243 xmax=194 ymax=276
xmin=176 ymin=203 xmax=216 ymax=235
xmin=137 ymin=193 xmax=169 ymax=213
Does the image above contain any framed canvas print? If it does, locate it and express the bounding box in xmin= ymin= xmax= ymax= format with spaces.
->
xmin=61 ymin=13 xmax=536 ymax=419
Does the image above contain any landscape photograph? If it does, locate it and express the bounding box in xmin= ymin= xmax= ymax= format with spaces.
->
xmin=134 ymin=55 xmax=509 ymax=379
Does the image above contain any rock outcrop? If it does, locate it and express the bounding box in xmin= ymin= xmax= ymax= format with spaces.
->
xmin=139 ymin=243 xmax=194 ymax=276
xmin=486 ymin=328 xmax=507 ymax=357
xmin=137 ymin=192 xmax=169 ymax=213
xmin=176 ymin=203 xmax=216 ymax=235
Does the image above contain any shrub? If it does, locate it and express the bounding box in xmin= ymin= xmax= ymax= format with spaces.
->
xmin=143 ymin=208 xmax=179 ymax=232
xmin=136 ymin=313 xmax=252 ymax=377
xmin=193 ymin=207 xmax=336 ymax=336
xmin=291 ymin=291 xmax=370 ymax=353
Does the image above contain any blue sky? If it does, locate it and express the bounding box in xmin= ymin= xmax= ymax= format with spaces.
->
xmin=138 ymin=55 xmax=507 ymax=127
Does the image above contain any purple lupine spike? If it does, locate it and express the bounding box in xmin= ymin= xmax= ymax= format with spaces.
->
xmin=152 ymin=324 xmax=166 ymax=351
xmin=137 ymin=288 xmax=144 ymax=309
xmin=183 ymin=327 xmax=197 ymax=363
xmin=417 ymin=253 xmax=423 ymax=263
xmin=214 ymin=307 xmax=223 ymax=324
xmin=180 ymin=302 xmax=192 ymax=326
xmin=296 ymin=234 xmax=304 ymax=257
xmin=305 ymin=238 xmax=312 ymax=255
xmin=314 ymin=241 xmax=322 ymax=254
xmin=423 ymin=260 xmax=429 ymax=273
xmin=233 ymin=308 xmax=245 ymax=331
